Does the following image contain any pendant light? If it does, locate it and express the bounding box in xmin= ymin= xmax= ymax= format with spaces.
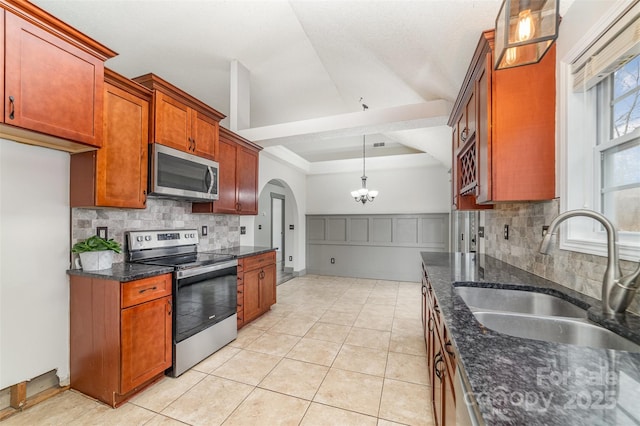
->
xmin=495 ymin=0 xmax=559 ymax=69
xmin=351 ymin=101 xmax=378 ymax=205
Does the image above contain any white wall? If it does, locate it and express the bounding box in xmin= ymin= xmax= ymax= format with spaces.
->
xmin=254 ymin=182 xmax=296 ymax=270
xmin=306 ymin=165 xmax=451 ymax=214
xmin=242 ymin=151 xmax=307 ymax=274
xmin=0 ymin=139 xmax=70 ymax=388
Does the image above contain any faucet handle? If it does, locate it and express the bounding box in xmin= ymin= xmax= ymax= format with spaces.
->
xmin=618 ymin=262 xmax=640 ymax=290
xmin=609 ymin=262 xmax=640 ymax=314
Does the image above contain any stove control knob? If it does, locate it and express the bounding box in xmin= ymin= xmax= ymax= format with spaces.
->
xmin=136 ymin=236 xmax=143 ymax=242
xmin=190 ymin=233 xmax=196 ymax=238
xmin=145 ymin=236 xmax=151 ymax=241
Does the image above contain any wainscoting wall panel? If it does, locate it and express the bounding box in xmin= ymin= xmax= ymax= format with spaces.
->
xmin=307 ymin=213 xmax=449 ymax=281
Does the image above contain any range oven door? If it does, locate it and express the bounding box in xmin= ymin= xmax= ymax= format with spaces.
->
xmin=174 ymin=260 xmax=237 ymax=344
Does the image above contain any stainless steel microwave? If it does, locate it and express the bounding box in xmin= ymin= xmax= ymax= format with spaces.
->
xmin=149 ymin=144 xmax=219 ymax=202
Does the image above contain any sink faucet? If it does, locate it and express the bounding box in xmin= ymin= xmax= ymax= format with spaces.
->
xmin=539 ymin=209 xmax=640 ymax=317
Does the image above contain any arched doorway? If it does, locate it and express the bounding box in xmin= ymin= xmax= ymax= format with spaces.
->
xmin=255 ymin=179 xmax=297 ymax=284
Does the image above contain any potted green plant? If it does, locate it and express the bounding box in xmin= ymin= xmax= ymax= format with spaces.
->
xmin=72 ymin=235 xmax=122 ymax=271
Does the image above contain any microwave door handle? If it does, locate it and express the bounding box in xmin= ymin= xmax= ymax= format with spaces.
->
xmin=206 ymin=167 xmax=214 ymax=194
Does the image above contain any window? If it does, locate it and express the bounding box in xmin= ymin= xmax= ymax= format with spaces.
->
xmin=597 ymin=57 xmax=640 ymax=233
xmin=561 ymin=0 xmax=640 ymax=261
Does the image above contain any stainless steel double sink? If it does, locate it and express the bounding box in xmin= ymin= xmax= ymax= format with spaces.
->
xmin=454 ymin=286 xmax=640 ymax=352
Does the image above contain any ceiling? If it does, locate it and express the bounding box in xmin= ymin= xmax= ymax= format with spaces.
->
xmin=31 ymin=0 xmax=545 ymax=172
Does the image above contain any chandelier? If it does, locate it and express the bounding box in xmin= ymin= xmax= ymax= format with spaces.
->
xmin=350 ymin=104 xmax=378 ymax=204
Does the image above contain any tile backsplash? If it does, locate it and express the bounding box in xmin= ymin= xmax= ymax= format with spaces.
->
xmin=72 ymin=198 xmax=240 ymax=263
xmin=483 ymin=199 xmax=640 ymax=314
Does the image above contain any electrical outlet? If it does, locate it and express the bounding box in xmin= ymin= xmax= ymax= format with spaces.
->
xmin=503 ymin=225 xmax=509 ymax=240
xmin=240 ymin=226 xmax=246 ymax=235
xmin=478 ymin=226 xmax=485 ymax=238
xmin=201 ymin=225 xmax=208 ymax=236
xmin=330 ymin=257 xmax=335 ymax=264
xmin=97 ymin=226 xmax=108 ymax=239
xmin=289 ymin=256 xmax=293 ymax=261
xmin=542 ymin=225 xmax=549 ymax=237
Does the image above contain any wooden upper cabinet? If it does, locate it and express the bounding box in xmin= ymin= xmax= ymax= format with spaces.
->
xmin=154 ymin=91 xmax=191 ymax=151
xmin=193 ymin=112 xmax=218 ymax=159
xmin=70 ymin=69 xmax=152 ymax=208
xmin=448 ymin=29 xmax=556 ymax=209
xmin=0 ymin=2 xmax=116 ymax=151
xmin=133 ymin=73 xmax=224 ymax=160
xmin=237 ymin=145 xmax=259 ymax=215
xmin=213 ymin=135 xmax=240 ymax=214
xmin=192 ymin=126 xmax=262 ymax=215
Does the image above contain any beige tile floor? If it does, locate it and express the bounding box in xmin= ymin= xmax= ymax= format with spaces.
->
xmin=4 ymin=275 xmax=434 ymax=426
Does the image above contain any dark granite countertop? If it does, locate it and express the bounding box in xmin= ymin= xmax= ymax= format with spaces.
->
xmin=67 ymin=263 xmax=174 ymax=282
xmin=421 ymin=252 xmax=640 ymax=425
xmin=210 ymin=246 xmax=276 ymax=258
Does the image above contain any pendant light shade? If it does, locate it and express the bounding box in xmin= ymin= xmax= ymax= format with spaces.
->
xmin=495 ymin=0 xmax=559 ymax=70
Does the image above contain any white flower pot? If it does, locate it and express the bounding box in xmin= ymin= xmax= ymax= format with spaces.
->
xmin=78 ymin=250 xmax=114 ymax=271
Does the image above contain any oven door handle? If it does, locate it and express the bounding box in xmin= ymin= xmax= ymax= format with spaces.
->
xmin=176 ymin=260 xmax=238 ymax=279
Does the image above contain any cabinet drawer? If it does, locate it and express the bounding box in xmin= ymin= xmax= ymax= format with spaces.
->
xmin=122 ymin=274 xmax=172 ymax=308
xmin=241 ymin=251 xmax=275 ymax=271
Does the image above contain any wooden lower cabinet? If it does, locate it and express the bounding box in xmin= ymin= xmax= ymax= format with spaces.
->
xmin=237 ymin=251 xmax=276 ymax=328
xmin=422 ymin=263 xmax=458 ymax=426
xmin=69 ymin=273 xmax=172 ymax=407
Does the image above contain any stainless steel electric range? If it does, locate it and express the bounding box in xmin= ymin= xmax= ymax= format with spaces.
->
xmin=125 ymin=229 xmax=237 ymax=377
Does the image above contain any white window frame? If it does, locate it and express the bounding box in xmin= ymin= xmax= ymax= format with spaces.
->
xmin=560 ymin=0 xmax=640 ymax=262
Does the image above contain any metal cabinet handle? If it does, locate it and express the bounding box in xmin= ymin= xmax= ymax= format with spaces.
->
xmin=445 ymin=340 xmax=455 ymax=358
xmin=427 ymin=316 xmax=435 ymax=332
xmin=167 ymin=300 xmax=172 ymax=316
xmin=433 ymin=350 xmax=445 ymax=382
xmin=139 ymin=286 xmax=157 ymax=294
xmin=460 ymin=127 xmax=468 ymax=142
xmin=9 ymin=96 xmax=15 ymax=120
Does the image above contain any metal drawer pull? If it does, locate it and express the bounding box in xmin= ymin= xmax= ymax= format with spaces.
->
xmin=139 ymin=286 xmax=157 ymax=294
xmin=8 ymin=96 xmax=15 ymax=120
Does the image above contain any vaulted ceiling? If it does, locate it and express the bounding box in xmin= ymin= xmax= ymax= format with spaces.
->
xmin=31 ymin=0 xmax=569 ymax=173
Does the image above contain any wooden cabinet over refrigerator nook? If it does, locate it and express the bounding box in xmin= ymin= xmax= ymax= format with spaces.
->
xmin=133 ymin=73 xmax=225 ymax=161
xmin=0 ymin=0 xmax=116 ymax=152
xmin=449 ymin=29 xmax=556 ymax=210
xmin=69 ymin=274 xmax=172 ymax=407
xmin=192 ymin=126 xmax=262 ymax=215
xmin=70 ymin=69 xmax=152 ymax=209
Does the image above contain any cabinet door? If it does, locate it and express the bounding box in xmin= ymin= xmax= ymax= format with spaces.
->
xmin=214 ymin=136 xmax=240 ymax=213
xmin=121 ymin=296 xmax=172 ymax=394
xmin=432 ymin=334 xmax=445 ymax=426
xmin=261 ymin=264 xmax=277 ymax=310
xmin=192 ymin=111 xmax=218 ymax=160
xmin=4 ymin=12 xmax=103 ymax=147
xmin=476 ymin=51 xmax=492 ymax=203
xmin=243 ymin=268 xmax=262 ymax=323
xmin=236 ymin=146 xmax=259 ymax=215
xmin=154 ymin=91 xmax=191 ymax=152
xmin=97 ymin=82 xmax=149 ymax=208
